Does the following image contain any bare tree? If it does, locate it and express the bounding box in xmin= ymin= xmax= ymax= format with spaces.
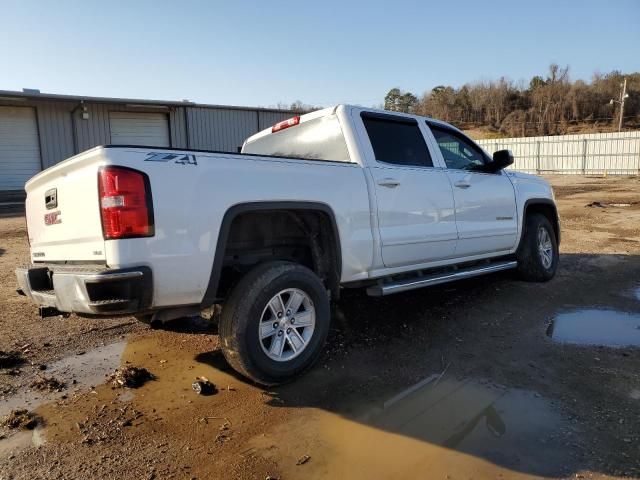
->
xmin=387 ymin=64 xmax=639 ymax=136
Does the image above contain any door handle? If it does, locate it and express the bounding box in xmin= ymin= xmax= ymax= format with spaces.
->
xmin=377 ymin=178 xmax=401 ymax=188
xmin=454 ymin=181 xmax=471 ymax=189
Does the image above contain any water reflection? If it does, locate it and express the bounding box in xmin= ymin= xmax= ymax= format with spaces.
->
xmin=547 ymin=309 xmax=640 ymax=347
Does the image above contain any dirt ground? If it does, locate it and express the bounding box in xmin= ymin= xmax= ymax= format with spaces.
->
xmin=1 ymin=175 xmax=639 ymax=480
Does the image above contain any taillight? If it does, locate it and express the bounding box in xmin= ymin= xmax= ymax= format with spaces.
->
xmin=98 ymin=166 xmax=154 ymax=239
xmin=271 ymin=116 xmax=300 ymax=133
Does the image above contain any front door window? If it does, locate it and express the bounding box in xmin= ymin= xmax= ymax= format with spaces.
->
xmin=430 ymin=126 xmax=487 ymax=171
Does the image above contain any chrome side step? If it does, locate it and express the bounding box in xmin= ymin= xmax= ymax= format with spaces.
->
xmin=366 ymin=260 xmax=518 ymax=297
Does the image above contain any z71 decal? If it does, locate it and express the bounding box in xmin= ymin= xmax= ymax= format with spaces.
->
xmin=144 ymin=152 xmax=198 ymax=166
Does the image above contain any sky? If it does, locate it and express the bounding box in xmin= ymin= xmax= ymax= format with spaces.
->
xmin=1 ymin=0 xmax=638 ymax=108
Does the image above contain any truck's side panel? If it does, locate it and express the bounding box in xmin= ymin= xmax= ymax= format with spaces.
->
xmin=101 ymin=148 xmax=374 ymax=307
xmin=368 ymin=165 xmax=458 ymax=267
xmin=345 ymin=109 xmax=459 ymax=268
xmin=199 ymin=201 xmax=343 ymax=307
xmin=444 ymin=169 xmax=518 ymax=256
xmin=423 ymin=122 xmax=519 ymax=256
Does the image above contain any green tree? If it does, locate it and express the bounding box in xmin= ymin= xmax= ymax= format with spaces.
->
xmin=529 ymin=76 xmax=546 ymax=90
xmin=384 ymin=88 xmax=401 ymax=111
xmin=384 ymin=88 xmax=418 ymax=113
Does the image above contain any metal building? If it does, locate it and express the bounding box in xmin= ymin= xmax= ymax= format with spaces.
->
xmin=0 ymin=89 xmax=296 ymax=198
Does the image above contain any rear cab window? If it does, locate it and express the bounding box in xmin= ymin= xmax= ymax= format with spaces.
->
xmin=361 ymin=113 xmax=433 ymax=168
xmin=242 ymin=113 xmax=351 ymax=162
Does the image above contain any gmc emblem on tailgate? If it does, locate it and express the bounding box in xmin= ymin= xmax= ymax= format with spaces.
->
xmin=44 ymin=211 xmax=62 ymax=225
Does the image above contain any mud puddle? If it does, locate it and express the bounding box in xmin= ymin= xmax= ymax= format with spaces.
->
xmin=0 ymin=333 xmax=578 ymax=478
xmin=0 ymin=341 xmax=127 ymax=458
xmin=547 ymin=309 xmax=640 ymax=347
xmin=0 ymin=341 xmax=126 ymax=416
xmin=18 ymin=334 xmax=237 ymax=433
xmin=248 ymin=375 xmax=573 ymax=479
xmin=0 ymin=425 xmax=46 ymax=458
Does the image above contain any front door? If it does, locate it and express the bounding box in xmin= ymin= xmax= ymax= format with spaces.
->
xmin=428 ymin=124 xmax=518 ymax=257
xmin=360 ymin=113 xmax=458 ymax=268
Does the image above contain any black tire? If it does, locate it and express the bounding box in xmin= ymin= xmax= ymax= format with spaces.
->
xmin=134 ymin=314 xmax=153 ymax=324
xmin=218 ymin=261 xmax=330 ymax=385
xmin=516 ymin=213 xmax=559 ymax=282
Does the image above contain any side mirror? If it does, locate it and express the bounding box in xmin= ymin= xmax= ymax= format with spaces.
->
xmin=487 ymin=149 xmax=514 ymax=172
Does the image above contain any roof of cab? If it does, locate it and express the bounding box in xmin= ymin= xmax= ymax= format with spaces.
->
xmin=243 ymin=104 xmax=464 ymax=146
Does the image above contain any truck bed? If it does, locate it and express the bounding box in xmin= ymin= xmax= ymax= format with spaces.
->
xmin=24 ymin=145 xmax=374 ymax=307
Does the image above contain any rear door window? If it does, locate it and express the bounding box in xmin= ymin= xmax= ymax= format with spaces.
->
xmin=361 ymin=114 xmax=433 ymax=168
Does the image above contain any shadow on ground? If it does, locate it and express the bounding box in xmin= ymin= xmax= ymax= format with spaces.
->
xmin=194 ymin=253 xmax=640 ymax=478
xmin=2 ymin=253 xmax=637 ymax=479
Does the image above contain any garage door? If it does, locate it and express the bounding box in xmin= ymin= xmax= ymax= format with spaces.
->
xmin=109 ymin=112 xmax=170 ymax=147
xmin=0 ymin=106 xmax=42 ymax=191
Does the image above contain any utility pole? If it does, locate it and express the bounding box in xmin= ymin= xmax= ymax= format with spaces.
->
xmin=610 ymin=78 xmax=629 ymax=132
xmin=618 ymin=78 xmax=627 ymax=132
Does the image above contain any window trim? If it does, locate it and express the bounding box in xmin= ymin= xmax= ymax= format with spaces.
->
xmin=360 ymin=112 xmax=435 ymax=169
xmin=361 ymin=111 xmax=418 ymax=126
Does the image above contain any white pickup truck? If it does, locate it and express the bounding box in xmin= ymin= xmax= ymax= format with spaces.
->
xmin=16 ymin=105 xmax=559 ymax=384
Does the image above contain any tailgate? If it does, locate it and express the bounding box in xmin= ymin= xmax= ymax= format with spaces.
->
xmin=25 ymin=148 xmax=106 ymax=263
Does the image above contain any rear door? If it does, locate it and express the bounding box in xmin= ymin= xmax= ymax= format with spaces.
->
xmin=358 ymin=112 xmax=458 ymax=268
xmin=0 ymin=106 xmax=42 ymax=191
xmin=427 ymin=123 xmax=518 ymax=257
xmin=109 ymin=112 xmax=170 ymax=147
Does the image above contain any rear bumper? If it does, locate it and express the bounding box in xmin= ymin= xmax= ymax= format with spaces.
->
xmin=15 ymin=264 xmax=152 ymax=316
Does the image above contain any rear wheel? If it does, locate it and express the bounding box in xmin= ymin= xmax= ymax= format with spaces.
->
xmin=134 ymin=313 xmax=153 ymax=324
xmin=516 ymin=213 xmax=558 ymax=281
xmin=218 ymin=261 xmax=330 ymax=385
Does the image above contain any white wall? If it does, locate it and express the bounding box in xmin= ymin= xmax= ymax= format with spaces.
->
xmin=476 ymin=131 xmax=640 ymax=174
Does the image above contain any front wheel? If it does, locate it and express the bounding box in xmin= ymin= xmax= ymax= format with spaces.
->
xmin=516 ymin=213 xmax=559 ymax=282
xmin=218 ymin=261 xmax=330 ymax=385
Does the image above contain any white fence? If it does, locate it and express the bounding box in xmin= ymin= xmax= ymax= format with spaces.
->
xmin=476 ymin=131 xmax=640 ymax=175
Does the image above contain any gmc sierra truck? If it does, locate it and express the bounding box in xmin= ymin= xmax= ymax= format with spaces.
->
xmin=16 ymin=105 xmax=560 ymax=385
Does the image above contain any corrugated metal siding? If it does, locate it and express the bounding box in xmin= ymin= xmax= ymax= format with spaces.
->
xmin=170 ymin=107 xmax=188 ymax=148
xmin=75 ymin=104 xmax=184 ymax=150
xmin=187 ymin=107 xmax=258 ymax=152
xmin=34 ymin=100 xmax=75 ymax=169
xmin=258 ymin=111 xmax=295 ymax=131
xmin=0 ymin=96 xmax=297 ymax=188
xmin=477 ymin=132 xmax=640 ymax=174
xmin=72 ymin=104 xmax=295 ymax=154
xmin=74 ymin=103 xmax=111 ymax=152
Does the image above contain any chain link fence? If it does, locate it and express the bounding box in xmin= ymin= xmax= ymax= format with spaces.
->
xmin=476 ymin=131 xmax=640 ymax=175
